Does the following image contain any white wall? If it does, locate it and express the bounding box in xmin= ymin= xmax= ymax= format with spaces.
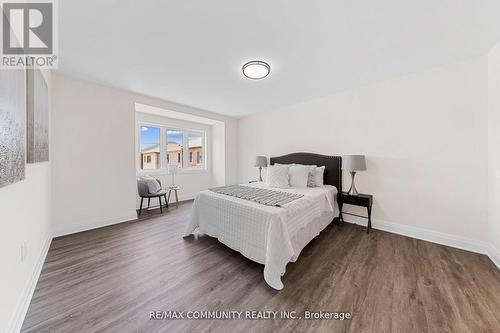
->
xmin=211 ymin=122 xmax=226 ymax=187
xmin=488 ymin=41 xmax=500 ymax=262
xmin=1 ymin=71 xmax=52 ymax=333
xmin=238 ymin=57 xmax=490 ymax=244
xmin=51 ymin=73 xmax=238 ymax=236
xmin=225 ymin=118 xmax=239 ymax=185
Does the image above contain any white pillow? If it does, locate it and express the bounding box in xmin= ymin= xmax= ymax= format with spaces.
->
xmin=266 ymin=165 xmax=290 ymax=188
xmin=275 ymin=163 xmax=318 ymax=187
xmin=312 ymin=166 xmax=325 ymax=187
xmin=289 ymin=165 xmax=310 ymax=188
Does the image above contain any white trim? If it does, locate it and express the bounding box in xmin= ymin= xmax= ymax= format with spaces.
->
xmin=7 ymin=236 xmax=52 ymax=333
xmin=342 ymin=214 xmax=500 ymax=268
xmin=486 ymin=244 xmax=500 ymax=268
xmin=178 ymin=194 xmax=196 ymax=202
xmin=52 ymin=211 xmax=138 ymax=238
xmin=135 ymin=102 xmax=225 ymax=125
xmin=137 ymin=167 xmax=209 ymax=177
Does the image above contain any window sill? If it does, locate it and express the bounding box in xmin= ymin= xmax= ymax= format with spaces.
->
xmin=137 ymin=168 xmax=209 ymax=177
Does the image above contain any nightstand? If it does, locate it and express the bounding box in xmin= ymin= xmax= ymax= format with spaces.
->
xmin=339 ymin=192 xmax=373 ymax=233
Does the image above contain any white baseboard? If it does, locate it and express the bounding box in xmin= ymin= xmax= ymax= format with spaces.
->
xmin=7 ymin=236 xmax=52 ymax=333
xmin=179 ymin=194 xmax=196 ymax=202
xmin=486 ymin=243 xmax=500 ymax=268
xmin=342 ymin=214 xmax=500 ymax=269
xmin=52 ymin=210 xmax=138 ymax=238
xmin=56 ymin=196 xmax=197 ymax=237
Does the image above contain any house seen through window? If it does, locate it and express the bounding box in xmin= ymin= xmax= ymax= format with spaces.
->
xmin=139 ymin=126 xmax=160 ymax=170
xmin=139 ymin=123 xmax=206 ymax=171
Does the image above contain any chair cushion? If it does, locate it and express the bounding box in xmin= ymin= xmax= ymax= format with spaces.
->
xmin=143 ymin=189 xmax=167 ymax=197
xmin=140 ymin=176 xmax=161 ymax=194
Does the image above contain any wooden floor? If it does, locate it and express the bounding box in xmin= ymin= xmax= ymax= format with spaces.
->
xmin=22 ymin=202 xmax=500 ymax=333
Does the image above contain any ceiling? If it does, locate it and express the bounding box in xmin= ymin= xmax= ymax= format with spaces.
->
xmin=58 ymin=0 xmax=500 ymax=117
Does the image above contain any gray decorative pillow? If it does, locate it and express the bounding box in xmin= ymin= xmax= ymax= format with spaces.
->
xmin=304 ymin=165 xmax=318 ymax=187
xmin=141 ymin=176 xmax=161 ymax=194
xmin=312 ymin=166 xmax=325 ymax=187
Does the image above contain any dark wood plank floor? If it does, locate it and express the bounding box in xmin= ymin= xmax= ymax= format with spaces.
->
xmin=22 ymin=202 xmax=500 ymax=333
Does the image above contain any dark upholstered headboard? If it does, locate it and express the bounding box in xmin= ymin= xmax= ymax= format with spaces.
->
xmin=270 ymin=153 xmax=342 ymax=193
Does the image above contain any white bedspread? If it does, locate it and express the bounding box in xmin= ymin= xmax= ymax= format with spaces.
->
xmin=183 ymin=183 xmax=338 ymax=290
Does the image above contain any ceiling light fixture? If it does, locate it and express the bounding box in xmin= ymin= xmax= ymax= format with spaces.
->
xmin=242 ymin=60 xmax=270 ymax=79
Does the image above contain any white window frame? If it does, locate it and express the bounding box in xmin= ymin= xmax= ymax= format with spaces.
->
xmin=138 ymin=121 xmax=208 ymax=175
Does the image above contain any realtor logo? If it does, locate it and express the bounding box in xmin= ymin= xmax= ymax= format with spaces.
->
xmin=1 ymin=0 xmax=58 ymax=68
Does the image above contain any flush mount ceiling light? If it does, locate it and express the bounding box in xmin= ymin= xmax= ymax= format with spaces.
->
xmin=242 ymin=60 xmax=270 ymax=79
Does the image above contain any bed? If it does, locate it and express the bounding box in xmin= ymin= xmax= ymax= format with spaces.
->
xmin=183 ymin=153 xmax=342 ymax=290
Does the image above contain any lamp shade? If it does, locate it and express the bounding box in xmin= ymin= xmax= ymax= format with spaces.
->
xmin=255 ymin=156 xmax=268 ymax=167
xmin=342 ymin=155 xmax=366 ymax=171
xmin=167 ymin=164 xmax=179 ymax=174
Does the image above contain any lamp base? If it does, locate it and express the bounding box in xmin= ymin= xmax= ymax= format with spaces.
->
xmin=347 ymin=171 xmax=359 ymax=195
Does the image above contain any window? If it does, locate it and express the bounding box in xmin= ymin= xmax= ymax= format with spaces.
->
xmin=188 ymin=130 xmax=204 ymax=168
xmin=138 ymin=122 xmax=206 ymax=172
xmin=166 ymin=129 xmax=184 ymax=168
xmin=139 ymin=126 xmax=160 ymax=170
